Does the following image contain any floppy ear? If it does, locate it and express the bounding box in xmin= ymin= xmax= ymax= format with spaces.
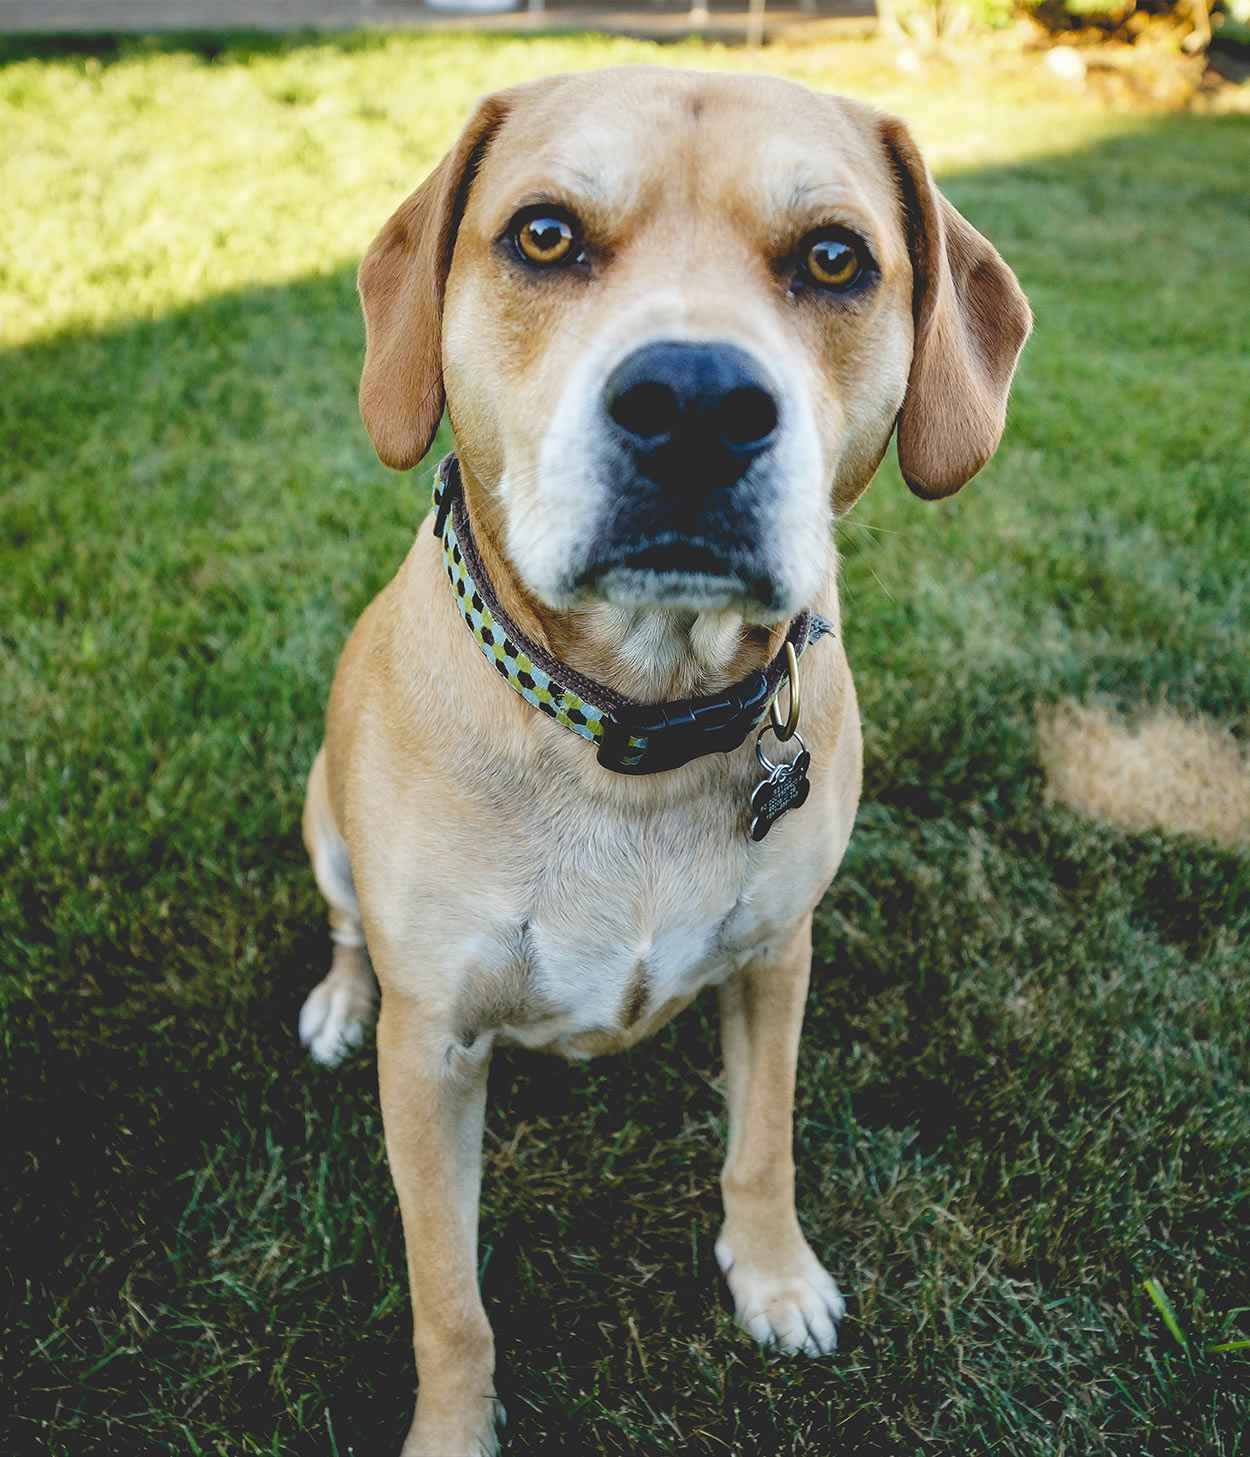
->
xmin=881 ymin=117 xmax=1032 ymax=500
xmin=358 ymin=92 xmax=515 ymax=470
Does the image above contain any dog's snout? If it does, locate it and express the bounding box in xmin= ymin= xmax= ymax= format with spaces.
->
xmin=604 ymin=342 xmax=779 ymax=493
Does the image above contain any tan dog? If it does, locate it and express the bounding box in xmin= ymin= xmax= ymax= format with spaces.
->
xmin=297 ymin=66 xmax=1029 ymax=1457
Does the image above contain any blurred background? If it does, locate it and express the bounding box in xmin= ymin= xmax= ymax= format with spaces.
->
xmin=2 ymin=2 xmax=1248 ymax=1454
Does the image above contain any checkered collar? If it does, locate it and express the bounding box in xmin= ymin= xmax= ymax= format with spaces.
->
xmin=431 ymin=455 xmax=832 ymax=776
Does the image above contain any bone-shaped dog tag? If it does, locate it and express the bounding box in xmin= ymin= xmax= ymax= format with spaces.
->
xmin=749 ymin=733 xmax=811 ymax=841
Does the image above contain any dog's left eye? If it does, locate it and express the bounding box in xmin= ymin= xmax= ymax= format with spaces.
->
xmin=510 ymin=210 xmax=583 ymax=269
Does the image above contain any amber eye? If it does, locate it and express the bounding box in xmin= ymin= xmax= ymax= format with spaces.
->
xmin=799 ymin=233 xmax=867 ymax=292
xmin=511 ymin=211 xmax=580 ymax=268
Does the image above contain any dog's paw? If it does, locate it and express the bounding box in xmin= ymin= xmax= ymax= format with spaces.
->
xmin=400 ymin=1395 xmax=505 ymax=1457
xmin=298 ymin=969 xmax=375 ymax=1067
xmin=715 ymin=1234 xmax=845 ymax=1355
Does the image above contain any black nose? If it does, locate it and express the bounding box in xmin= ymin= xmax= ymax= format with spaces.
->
xmin=604 ymin=341 xmax=779 ymax=496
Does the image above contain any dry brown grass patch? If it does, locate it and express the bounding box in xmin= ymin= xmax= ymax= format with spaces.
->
xmin=1038 ymin=701 xmax=1250 ymax=847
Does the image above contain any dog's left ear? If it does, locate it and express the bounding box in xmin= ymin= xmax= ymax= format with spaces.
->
xmin=357 ymin=92 xmax=516 ymax=470
xmin=881 ymin=117 xmax=1032 ymax=500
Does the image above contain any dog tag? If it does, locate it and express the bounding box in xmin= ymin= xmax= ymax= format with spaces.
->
xmin=749 ymin=730 xmax=811 ymax=841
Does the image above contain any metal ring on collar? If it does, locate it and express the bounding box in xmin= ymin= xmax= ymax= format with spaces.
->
xmin=769 ymin=639 xmax=801 ymax=741
xmin=756 ymin=725 xmax=807 ymax=774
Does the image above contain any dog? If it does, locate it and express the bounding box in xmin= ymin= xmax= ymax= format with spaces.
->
xmin=296 ymin=66 xmax=1030 ymax=1456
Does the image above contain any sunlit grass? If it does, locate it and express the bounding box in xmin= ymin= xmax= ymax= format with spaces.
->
xmin=2 ymin=28 xmax=1248 ymax=1457
xmin=1 ymin=29 xmax=1143 ymax=344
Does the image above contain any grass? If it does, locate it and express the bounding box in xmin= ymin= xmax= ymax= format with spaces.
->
xmin=2 ymin=25 xmax=1249 ymax=1457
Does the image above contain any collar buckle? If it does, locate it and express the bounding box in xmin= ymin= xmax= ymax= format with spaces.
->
xmin=596 ymin=669 xmax=772 ymax=775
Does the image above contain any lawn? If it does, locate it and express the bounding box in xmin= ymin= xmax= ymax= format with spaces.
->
xmin=2 ymin=25 xmax=1249 ymax=1457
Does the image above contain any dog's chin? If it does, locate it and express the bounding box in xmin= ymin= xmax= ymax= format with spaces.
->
xmin=595 ymin=567 xmax=761 ymax=613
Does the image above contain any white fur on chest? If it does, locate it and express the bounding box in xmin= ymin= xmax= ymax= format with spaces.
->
xmin=461 ymin=791 xmax=814 ymax=1054
xmin=506 ymin=900 xmax=742 ymax=1052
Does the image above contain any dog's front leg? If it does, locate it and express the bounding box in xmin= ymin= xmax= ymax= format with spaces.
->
xmin=715 ymin=914 xmax=845 ymax=1355
xmin=377 ymin=989 xmax=501 ymax=1457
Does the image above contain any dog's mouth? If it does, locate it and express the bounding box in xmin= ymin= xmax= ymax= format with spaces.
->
xmin=574 ymin=532 xmax=782 ymax=612
xmin=620 ymin=539 xmax=736 ymax=577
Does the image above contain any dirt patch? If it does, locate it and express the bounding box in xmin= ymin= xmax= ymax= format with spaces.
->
xmin=1038 ymin=701 xmax=1250 ymax=847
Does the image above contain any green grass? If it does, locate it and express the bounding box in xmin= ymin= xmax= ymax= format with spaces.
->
xmin=3 ymin=27 xmax=1249 ymax=1457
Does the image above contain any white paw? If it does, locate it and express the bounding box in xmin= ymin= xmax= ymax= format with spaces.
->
xmin=715 ymin=1236 xmax=846 ymax=1355
xmin=298 ymin=974 xmax=373 ymax=1067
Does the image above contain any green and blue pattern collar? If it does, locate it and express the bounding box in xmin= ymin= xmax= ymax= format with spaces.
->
xmin=432 ymin=455 xmax=831 ymax=776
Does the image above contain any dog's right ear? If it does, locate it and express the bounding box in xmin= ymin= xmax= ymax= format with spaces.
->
xmin=358 ymin=93 xmax=515 ymax=470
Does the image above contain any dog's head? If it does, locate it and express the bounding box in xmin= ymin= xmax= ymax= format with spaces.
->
xmin=358 ymin=68 xmax=1030 ymax=623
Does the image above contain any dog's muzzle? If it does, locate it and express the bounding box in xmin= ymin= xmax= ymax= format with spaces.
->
xmin=578 ymin=339 xmax=786 ymax=605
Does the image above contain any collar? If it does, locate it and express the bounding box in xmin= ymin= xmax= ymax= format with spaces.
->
xmin=432 ymin=455 xmax=833 ymax=776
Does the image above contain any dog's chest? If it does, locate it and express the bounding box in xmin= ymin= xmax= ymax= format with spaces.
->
xmin=461 ymin=790 xmax=812 ymax=1057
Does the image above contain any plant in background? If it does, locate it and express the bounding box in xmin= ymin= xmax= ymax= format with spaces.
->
xmin=1023 ymin=0 xmax=1250 ymax=51
xmin=876 ymin=0 xmax=1015 ymax=46
xmin=879 ymin=0 xmax=1250 ymax=50
xmin=1215 ymin=0 xmax=1250 ymax=43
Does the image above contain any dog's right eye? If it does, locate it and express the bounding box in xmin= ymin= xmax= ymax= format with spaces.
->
xmin=510 ymin=211 xmax=582 ymax=269
xmin=794 ymin=228 xmax=875 ymax=296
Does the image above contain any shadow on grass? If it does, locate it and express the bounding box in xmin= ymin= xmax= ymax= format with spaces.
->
xmin=2 ymin=116 xmax=1249 ymax=1455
